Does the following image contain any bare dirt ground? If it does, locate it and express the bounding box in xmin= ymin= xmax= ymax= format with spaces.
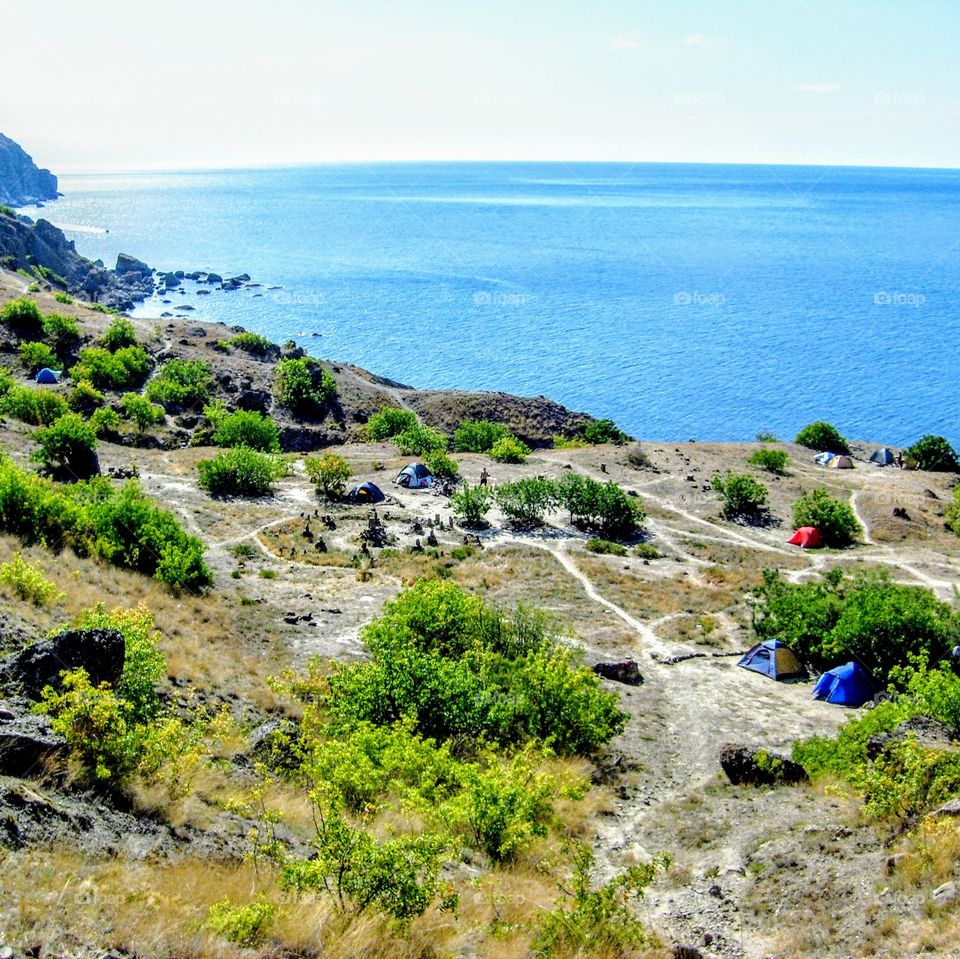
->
xmin=2 ymin=420 xmax=950 ymax=958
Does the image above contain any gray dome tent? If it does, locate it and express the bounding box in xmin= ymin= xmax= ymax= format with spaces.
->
xmin=395 ymin=463 xmax=433 ymax=489
xmin=869 ymin=447 xmax=896 ymax=466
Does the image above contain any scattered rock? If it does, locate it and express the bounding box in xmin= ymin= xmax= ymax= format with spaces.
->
xmin=672 ymin=946 xmax=704 ymax=959
xmin=592 ymin=659 xmax=644 ymax=685
xmin=866 ymin=715 xmax=960 ymax=760
xmin=0 ymin=703 xmax=67 ymax=777
xmin=931 ymin=797 xmax=960 ymax=819
xmin=718 ymin=743 xmax=808 ymax=787
xmin=932 ymin=881 xmax=957 ymax=907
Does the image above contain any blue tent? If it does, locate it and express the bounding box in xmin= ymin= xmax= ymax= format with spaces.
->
xmin=813 ymin=662 xmax=876 ymax=707
xmin=348 ymin=482 xmax=385 ymax=504
xmin=738 ymin=639 xmax=805 ymax=680
xmin=35 ymin=368 xmax=62 ymax=384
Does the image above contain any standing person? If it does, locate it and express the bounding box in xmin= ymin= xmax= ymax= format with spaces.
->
xmin=895 ymin=451 xmax=903 ymax=469
xmin=479 ymin=467 xmax=489 ymax=487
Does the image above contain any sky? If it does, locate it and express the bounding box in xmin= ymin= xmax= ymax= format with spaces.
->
xmin=4 ymin=0 xmax=959 ymax=172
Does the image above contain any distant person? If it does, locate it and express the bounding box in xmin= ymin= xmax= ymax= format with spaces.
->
xmin=479 ymin=467 xmax=489 ymax=487
xmin=952 ymin=645 xmax=960 ymax=673
xmin=895 ymin=451 xmax=903 ymax=469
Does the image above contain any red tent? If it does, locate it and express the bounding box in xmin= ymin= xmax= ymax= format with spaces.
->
xmin=788 ymin=526 xmax=822 ymax=548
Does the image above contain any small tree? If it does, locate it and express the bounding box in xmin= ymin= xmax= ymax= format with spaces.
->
xmin=146 ymin=359 xmax=212 ymax=410
xmin=274 ymin=358 xmax=335 ymax=414
xmin=19 ymin=340 xmax=58 ymax=374
xmin=42 ymin=312 xmax=80 ymax=353
xmin=495 ymin=478 xmax=558 ymax=528
xmin=0 ymin=297 xmax=44 ymax=337
xmin=393 ymin=423 xmax=447 ymax=456
xmin=792 ymin=488 xmax=860 ymax=547
xmin=32 ymin=413 xmax=99 ymax=479
xmin=747 ymin=447 xmax=789 ymax=474
xmin=795 ymin=421 xmax=850 ymax=454
xmin=120 ymin=393 xmax=165 ymax=432
xmin=489 ymin=435 xmax=531 ymax=463
xmin=903 ymin=435 xmax=959 ymax=473
xmin=100 ymin=317 xmax=138 ymax=352
xmin=68 ymin=380 xmax=105 ymax=416
xmin=556 ymin=474 xmax=645 ymax=539
xmin=711 ymin=472 xmax=769 ymax=520
xmin=366 ymin=406 xmax=418 ymax=441
xmin=453 ymin=419 xmax=510 ymax=453
xmin=424 ymin=450 xmax=460 ymax=480
xmin=304 ymin=452 xmax=351 ymax=500
xmin=198 ymin=448 xmax=283 ymax=497
xmin=583 ymin=418 xmax=630 ymax=445
xmin=451 ymin=482 xmax=493 ymax=527
xmin=210 ymin=408 xmax=280 ymax=452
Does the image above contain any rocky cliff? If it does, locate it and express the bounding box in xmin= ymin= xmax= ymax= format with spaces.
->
xmin=0 ymin=133 xmax=58 ymax=207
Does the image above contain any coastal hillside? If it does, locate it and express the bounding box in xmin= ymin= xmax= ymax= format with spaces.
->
xmin=0 ymin=134 xmax=58 ymax=208
xmin=1 ymin=275 xmax=959 ymax=958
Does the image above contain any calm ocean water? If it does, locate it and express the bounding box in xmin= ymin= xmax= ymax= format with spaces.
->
xmin=29 ymin=162 xmax=960 ymax=445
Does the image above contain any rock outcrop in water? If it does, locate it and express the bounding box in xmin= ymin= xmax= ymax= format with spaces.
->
xmin=0 ymin=133 xmax=58 ymax=207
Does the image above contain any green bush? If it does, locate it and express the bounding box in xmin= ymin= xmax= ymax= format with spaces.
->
xmin=206 ymin=897 xmax=277 ymax=947
xmin=453 ymin=419 xmax=510 ymax=453
xmin=791 ymin=488 xmax=860 ymax=547
xmin=42 ymin=312 xmax=79 ymax=352
xmin=495 ymin=477 xmax=558 ymax=528
xmin=88 ymin=406 xmax=121 ymax=437
xmin=752 ymin=568 xmax=960 ymax=681
xmin=583 ymin=418 xmax=630 ymax=445
xmin=2 ymin=385 xmax=69 ymax=425
xmin=795 ymin=420 xmax=850 ymax=454
xmin=228 ymin=332 xmax=274 ymax=356
xmin=393 ymin=423 xmax=447 ymax=456
xmin=100 ymin=317 xmax=138 ymax=351
xmin=556 ymin=475 xmax=645 ymax=539
xmin=304 ymin=452 xmax=351 ymax=500
xmin=0 ymin=297 xmax=44 ymax=336
xmin=120 ymin=393 xmax=165 ymax=432
xmin=209 ymin=408 xmax=280 ymax=452
xmin=747 ymin=447 xmax=789 ymax=474
xmin=54 ymin=292 xmax=73 ymax=305
xmin=34 ymin=266 xmax=67 ymax=288
xmin=0 ymin=553 xmax=62 ymax=605
xmin=710 ymin=471 xmax=769 ymax=519
xmin=32 ymin=413 xmax=99 ymax=478
xmin=18 ymin=341 xmax=58 ymax=374
xmin=586 ymin=538 xmax=627 ymax=556
xmin=71 ymin=345 xmax=152 ymax=390
xmin=946 ymin=485 xmax=960 ymax=536
xmin=424 ymin=450 xmax=460 ymax=479
xmin=273 ymin=358 xmax=335 ymax=414
xmin=489 ymin=435 xmax=531 ymax=463
xmin=145 ymin=358 xmax=212 ymax=410
xmin=198 ymin=447 xmax=283 ymax=496
xmin=451 ymin=482 xmax=493 ymax=527
xmin=366 ymin=406 xmax=418 ymax=441
xmin=903 ymin=435 xmax=960 ymax=472
xmin=552 ymin=434 xmax=588 ymax=449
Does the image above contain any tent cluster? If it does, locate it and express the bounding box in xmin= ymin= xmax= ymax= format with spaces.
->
xmin=814 ymin=451 xmax=853 ymax=469
xmin=738 ymin=640 xmax=878 ymax=707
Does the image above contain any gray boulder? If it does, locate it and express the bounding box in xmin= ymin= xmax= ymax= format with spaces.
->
xmin=0 ymin=703 xmax=67 ymax=777
xmin=592 ymin=659 xmax=643 ymax=685
xmin=718 ymin=743 xmax=808 ymax=787
xmin=236 ymin=389 xmax=272 ymax=414
xmin=9 ymin=628 xmax=125 ymax=699
xmin=115 ymin=253 xmax=152 ymax=278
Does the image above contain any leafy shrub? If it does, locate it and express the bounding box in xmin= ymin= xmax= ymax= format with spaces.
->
xmin=88 ymin=406 xmax=121 ymax=437
xmin=0 ymin=297 xmax=44 ymax=336
xmin=54 ymin=292 xmax=73 ymax=305
xmin=228 ymin=332 xmax=274 ymax=356
xmin=198 ymin=447 xmax=283 ymax=496
xmin=795 ymin=420 xmax=850 ymax=454
xmin=792 ymin=488 xmax=859 ymax=547
xmin=489 ymin=435 xmax=531 ymax=463
xmin=495 ymin=477 xmax=558 ymax=527
xmin=453 ymin=419 xmax=510 ymax=453
xmin=451 ymin=482 xmax=493 ymax=527
xmin=71 ymin=346 xmax=152 ymax=390
xmin=34 ymin=266 xmax=67 ymax=288
xmin=18 ymin=340 xmax=58 ymax=374
xmin=0 ymin=553 xmax=62 ymax=605
xmin=146 ymin=358 xmax=212 ymax=410
xmin=88 ymin=303 xmax=119 ymax=315
xmin=583 ymin=418 xmax=629 ymax=445
xmin=946 ymin=485 xmax=960 ymax=536
xmin=68 ymin=380 xmax=104 ymax=416
xmin=556 ymin=475 xmax=645 ymax=539
xmin=747 ymin=447 xmax=789 ymax=474
xmin=26 ymin=283 xmax=40 ymax=293
xmin=586 ymin=538 xmax=627 ymax=556
xmin=552 ymin=434 xmax=588 ymax=449
xmin=42 ymin=312 xmax=79 ymax=352
xmin=0 ymin=368 xmax=12 ymax=400
xmin=366 ymin=406 xmax=417 ymax=441
xmin=2 ymin=385 xmax=68 ymax=426
xmin=752 ymin=568 xmax=960 ymax=681
xmin=710 ymin=471 xmax=769 ymax=519
xmin=304 ymin=452 xmax=351 ymax=499
xmin=424 ymin=450 xmax=460 ymax=479
xmin=32 ymin=413 xmax=99 ymax=478
xmin=393 ymin=423 xmax=447 ymax=456
xmin=273 ymin=358 xmax=335 ymax=414
xmin=903 ymin=435 xmax=960 ymax=472
xmin=625 ymin=444 xmax=653 ymax=469
xmin=120 ymin=392 xmax=165 ymax=432
xmin=100 ymin=317 xmax=138 ymax=351
xmin=756 ymin=431 xmax=779 ymax=442
xmin=206 ymin=897 xmax=277 ymax=947
xmin=635 ymin=542 xmax=661 ymax=559
xmin=209 ymin=408 xmax=280 ymax=452
xmin=532 ymin=846 xmax=666 ymax=958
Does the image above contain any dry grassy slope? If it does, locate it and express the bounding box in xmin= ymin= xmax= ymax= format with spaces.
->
xmin=2 ymin=268 xmax=960 ymax=959
xmin=0 ymin=269 xmax=594 ymax=447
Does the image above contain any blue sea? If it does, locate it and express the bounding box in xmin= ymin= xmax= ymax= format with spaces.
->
xmin=27 ymin=162 xmax=960 ymax=445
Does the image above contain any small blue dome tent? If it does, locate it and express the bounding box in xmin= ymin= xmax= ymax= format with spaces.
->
xmin=738 ymin=639 xmax=806 ymax=680
xmin=348 ymin=482 xmax=385 ymax=504
xmin=35 ymin=368 xmax=62 ymax=384
xmin=813 ymin=662 xmax=876 ymax=707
